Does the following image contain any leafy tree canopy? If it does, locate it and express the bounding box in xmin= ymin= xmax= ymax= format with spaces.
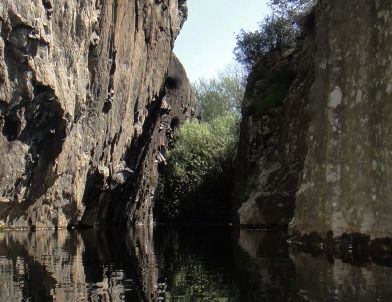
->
xmin=268 ymin=0 xmax=314 ymax=19
xmin=234 ymin=0 xmax=315 ymax=70
xmin=193 ymin=64 xmax=246 ymax=121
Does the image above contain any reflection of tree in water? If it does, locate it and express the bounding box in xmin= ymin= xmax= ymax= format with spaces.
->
xmin=1 ymin=228 xmax=392 ymax=302
xmin=154 ymin=227 xmax=240 ymax=301
xmin=153 ymin=228 xmax=302 ymax=302
xmin=162 ymin=260 xmax=239 ymax=301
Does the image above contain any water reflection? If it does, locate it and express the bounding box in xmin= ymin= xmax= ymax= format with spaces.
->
xmin=0 ymin=227 xmax=391 ymax=301
xmin=0 ymin=229 xmax=147 ymax=301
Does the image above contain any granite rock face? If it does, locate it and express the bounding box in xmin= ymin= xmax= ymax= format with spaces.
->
xmin=235 ymin=0 xmax=392 ymax=239
xmin=0 ymin=0 xmax=194 ymax=228
xmin=233 ymin=45 xmax=313 ymax=227
xmin=293 ymin=0 xmax=392 ymax=238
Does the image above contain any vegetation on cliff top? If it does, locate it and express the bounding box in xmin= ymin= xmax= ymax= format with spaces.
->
xmin=234 ymin=0 xmax=314 ymax=70
xmin=234 ymin=0 xmax=313 ymax=117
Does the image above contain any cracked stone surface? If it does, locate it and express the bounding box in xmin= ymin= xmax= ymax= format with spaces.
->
xmin=0 ymin=0 xmax=195 ymax=228
xmin=293 ymin=0 xmax=392 ymax=238
xmin=234 ymin=0 xmax=392 ymax=239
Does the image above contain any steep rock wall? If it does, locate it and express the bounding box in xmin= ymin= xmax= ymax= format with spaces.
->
xmin=233 ymin=45 xmax=313 ymax=227
xmin=0 ymin=0 xmax=194 ymax=228
xmin=235 ymin=0 xmax=392 ymax=240
xmin=293 ymin=0 xmax=392 ymax=238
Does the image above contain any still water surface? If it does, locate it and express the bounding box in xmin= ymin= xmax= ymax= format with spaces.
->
xmin=0 ymin=227 xmax=391 ymax=301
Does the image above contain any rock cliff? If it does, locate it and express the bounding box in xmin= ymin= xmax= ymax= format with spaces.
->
xmin=293 ymin=0 xmax=392 ymax=239
xmin=233 ymin=38 xmax=313 ymax=227
xmin=234 ymin=0 xmax=392 ymax=240
xmin=0 ymin=0 xmax=195 ymax=228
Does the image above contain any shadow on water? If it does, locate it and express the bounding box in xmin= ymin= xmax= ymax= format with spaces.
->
xmin=0 ymin=227 xmax=391 ymax=301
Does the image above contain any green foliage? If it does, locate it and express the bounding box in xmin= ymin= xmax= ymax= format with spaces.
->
xmin=234 ymin=15 xmax=298 ymax=70
xmin=194 ymin=65 xmax=246 ymax=121
xmin=156 ymin=66 xmax=245 ymax=223
xmin=268 ymin=0 xmax=314 ymax=18
xmin=234 ymin=0 xmax=314 ymax=70
xmin=252 ymin=81 xmax=290 ymax=116
xmin=155 ymin=114 xmax=239 ymax=222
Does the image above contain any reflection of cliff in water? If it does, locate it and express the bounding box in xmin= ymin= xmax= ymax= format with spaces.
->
xmin=0 ymin=229 xmax=154 ymax=301
xmin=1 ymin=228 xmax=392 ymax=301
xmin=236 ymin=230 xmax=297 ymax=301
xmin=238 ymin=230 xmax=392 ymax=302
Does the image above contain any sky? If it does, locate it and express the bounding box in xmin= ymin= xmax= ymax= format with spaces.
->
xmin=174 ymin=0 xmax=270 ymax=82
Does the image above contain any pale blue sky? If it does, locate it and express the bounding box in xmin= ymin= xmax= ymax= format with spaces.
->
xmin=174 ymin=0 xmax=270 ymax=82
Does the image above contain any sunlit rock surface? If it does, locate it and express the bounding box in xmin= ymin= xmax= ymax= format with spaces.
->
xmin=0 ymin=0 xmax=194 ymax=228
xmin=234 ymin=0 xmax=392 ymax=239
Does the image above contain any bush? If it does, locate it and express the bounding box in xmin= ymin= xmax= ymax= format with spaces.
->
xmin=155 ymin=66 xmax=245 ymax=223
xmin=155 ymin=114 xmax=239 ymax=223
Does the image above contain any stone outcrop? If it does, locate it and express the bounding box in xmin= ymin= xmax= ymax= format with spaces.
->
xmin=293 ymin=0 xmax=392 ymax=239
xmin=234 ymin=0 xmax=392 ymax=239
xmin=233 ymin=43 xmax=313 ymax=227
xmin=0 ymin=0 xmax=195 ymax=228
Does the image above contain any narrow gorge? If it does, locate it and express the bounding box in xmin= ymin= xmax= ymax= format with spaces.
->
xmin=1 ymin=0 xmax=392 ymax=245
xmin=1 ymin=0 xmax=392 ymax=300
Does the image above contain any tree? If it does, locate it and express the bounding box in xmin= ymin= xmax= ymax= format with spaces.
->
xmin=155 ymin=66 xmax=246 ymax=223
xmin=234 ymin=15 xmax=298 ymax=70
xmin=234 ymin=0 xmax=315 ymax=70
xmin=268 ymin=0 xmax=314 ymax=19
xmin=193 ymin=65 xmax=246 ymax=121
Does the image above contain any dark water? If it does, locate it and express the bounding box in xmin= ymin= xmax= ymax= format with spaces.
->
xmin=0 ymin=227 xmax=391 ymax=301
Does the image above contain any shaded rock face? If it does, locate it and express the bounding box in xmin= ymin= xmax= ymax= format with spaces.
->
xmin=233 ymin=44 xmax=313 ymax=227
xmin=293 ymin=0 xmax=392 ymax=238
xmin=235 ymin=0 xmax=392 ymax=239
xmin=0 ymin=0 xmax=194 ymax=228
